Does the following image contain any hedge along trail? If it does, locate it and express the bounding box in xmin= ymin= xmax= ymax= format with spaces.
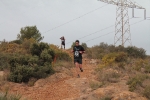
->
xmin=50 ymin=44 xmax=72 ymax=67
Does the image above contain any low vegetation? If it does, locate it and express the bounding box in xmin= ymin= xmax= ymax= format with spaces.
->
xmin=0 ymin=26 xmax=71 ymax=84
xmin=0 ymin=26 xmax=150 ymax=99
xmin=143 ymin=85 xmax=150 ymax=99
xmin=86 ymin=42 xmax=146 ymax=59
xmin=0 ymin=89 xmax=22 ymax=100
xmin=127 ymin=74 xmax=149 ymax=92
xmin=86 ymin=42 xmax=150 ymax=99
xmin=89 ymin=81 xmax=103 ymax=90
xmin=100 ymin=96 xmax=112 ymax=100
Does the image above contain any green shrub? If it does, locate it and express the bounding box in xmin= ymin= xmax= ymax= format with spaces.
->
xmin=81 ymin=43 xmax=88 ymax=50
xmin=86 ymin=43 xmax=108 ymax=59
xmin=102 ymin=52 xmax=127 ymax=66
xmin=30 ymin=42 xmax=50 ymax=57
xmin=54 ymin=60 xmax=73 ymax=69
xmin=133 ymin=59 xmax=148 ymax=71
xmin=28 ymin=55 xmax=39 ymax=65
xmin=56 ymin=51 xmax=72 ymax=61
xmin=114 ymin=45 xmax=126 ymax=52
xmin=89 ymin=81 xmax=103 ymax=90
xmin=0 ymin=53 xmax=11 ymax=70
xmin=30 ymin=43 xmax=41 ymax=56
xmin=115 ymin=52 xmax=127 ymax=62
xmin=102 ymin=53 xmax=116 ymax=66
xmin=126 ymin=46 xmax=146 ymax=59
xmin=50 ymin=44 xmax=71 ymax=61
xmin=0 ymin=91 xmax=22 ymax=100
xmin=127 ymin=74 xmax=149 ymax=92
xmin=8 ymin=64 xmax=54 ymax=83
xmin=28 ymin=78 xmax=37 ymax=87
xmin=145 ymin=65 xmax=150 ymax=73
xmin=39 ymin=42 xmax=49 ymax=50
xmin=86 ymin=42 xmax=147 ymax=60
xmin=100 ymin=96 xmax=112 ymax=100
xmin=99 ymin=42 xmax=109 ymax=49
xmin=8 ymin=65 xmax=34 ymax=82
xmin=97 ymin=70 xmax=120 ymax=83
xmin=47 ymin=49 xmax=55 ymax=60
xmin=9 ymin=55 xmax=31 ymax=71
xmin=143 ymin=85 xmax=150 ymax=99
xmin=118 ymin=62 xmax=125 ymax=69
xmin=32 ymin=65 xmax=54 ymax=79
xmin=40 ymin=49 xmax=52 ymax=63
xmin=8 ymin=42 xmax=55 ymax=83
xmin=10 ymin=39 xmax=22 ymax=44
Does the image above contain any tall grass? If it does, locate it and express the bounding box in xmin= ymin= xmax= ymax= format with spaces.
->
xmin=0 ymin=91 xmax=22 ymax=100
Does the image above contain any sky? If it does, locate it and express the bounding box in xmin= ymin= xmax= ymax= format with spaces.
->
xmin=0 ymin=0 xmax=150 ymax=55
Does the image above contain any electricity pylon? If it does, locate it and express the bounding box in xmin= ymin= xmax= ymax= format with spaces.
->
xmin=98 ymin=0 xmax=146 ymax=46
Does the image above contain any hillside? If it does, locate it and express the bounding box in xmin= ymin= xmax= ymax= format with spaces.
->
xmin=1 ymin=56 xmax=150 ymax=100
xmin=0 ymin=42 xmax=150 ymax=100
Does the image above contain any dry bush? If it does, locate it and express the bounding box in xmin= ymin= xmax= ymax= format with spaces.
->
xmin=0 ymin=53 xmax=12 ymax=70
xmin=133 ymin=59 xmax=148 ymax=71
xmin=102 ymin=53 xmax=116 ymax=66
xmin=127 ymin=74 xmax=149 ymax=92
xmin=143 ymin=85 xmax=150 ymax=99
xmin=0 ymin=91 xmax=22 ymax=100
xmin=0 ymin=70 xmax=9 ymax=87
xmin=89 ymin=80 xmax=103 ymax=90
xmin=100 ymin=52 xmax=127 ymax=68
xmin=50 ymin=44 xmax=72 ymax=62
xmin=86 ymin=42 xmax=147 ymax=60
xmin=117 ymin=62 xmax=125 ymax=69
xmin=126 ymin=46 xmax=146 ymax=59
xmin=145 ymin=65 xmax=150 ymax=73
xmin=54 ymin=61 xmax=73 ymax=69
xmin=28 ymin=78 xmax=37 ymax=87
xmin=53 ymin=61 xmax=74 ymax=76
xmin=100 ymin=96 xmax=112 ymax=100
xmin=0 ymin=87 xmax=23 ymax=100
xmin=97 ymin=69 xmax=121 ymax=83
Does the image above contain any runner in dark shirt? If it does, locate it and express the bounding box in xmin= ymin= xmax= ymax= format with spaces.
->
xmin=72 ymin=40 xmax=85 ymax=78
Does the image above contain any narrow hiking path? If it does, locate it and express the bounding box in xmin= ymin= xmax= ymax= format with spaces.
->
xmin=1 ymin=49 xmax=148 ymax=100
xmin=1 ymin=59 xmax=97 ymax=100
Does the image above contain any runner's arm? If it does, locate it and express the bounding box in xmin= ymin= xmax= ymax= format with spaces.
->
xmin=79 ymin=46 xmax=85 ymax=54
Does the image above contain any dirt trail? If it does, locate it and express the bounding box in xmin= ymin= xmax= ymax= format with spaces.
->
xmin=1 ymin=50 xmax=148 ymax=100
xmin=2 ymin=59 xmax=96 ymax=100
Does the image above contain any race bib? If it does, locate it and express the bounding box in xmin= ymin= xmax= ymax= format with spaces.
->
xmin=75 ymin=51 xmax=79 ymax=57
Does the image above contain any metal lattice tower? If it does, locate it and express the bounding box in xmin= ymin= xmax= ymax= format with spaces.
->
xmin=115 ymin=0 xmax=131 ymax=46
xmin=98 ymin=0 xmax=146 ymax=46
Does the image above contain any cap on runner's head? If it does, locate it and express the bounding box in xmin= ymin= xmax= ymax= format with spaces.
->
xmin=75 ymin=40 xmax=79 ymax=43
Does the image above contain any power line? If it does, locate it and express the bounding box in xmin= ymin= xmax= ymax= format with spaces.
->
xmin=78 ymin=25 xmax=114 ymax=40
xmin=130 ymin=19 xmax=144 ymax=25
xmin=66 ymin=18 xmax=134 ymax=44
xmin=85 ymin=31 xmax=114 ymax=43
xmin=66 ymin=19 xmax=145 ymax=45
xmin=98 ymin=0 xmax=145 ymax=46
xmin=42 ymin=4 xmax=108 ymax=34
xmin=66 ymin=24 xmax=114 ymax=44
xmin=82 ymin=19 xmax=145 ymax=43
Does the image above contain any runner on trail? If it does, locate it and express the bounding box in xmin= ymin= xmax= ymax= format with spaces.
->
xmin=72 ymin=40 xmax=85 ymax=78
xmin=60 ymin=36 xmax=65 ymax=49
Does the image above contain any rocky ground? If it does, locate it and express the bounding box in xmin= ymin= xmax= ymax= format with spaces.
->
xmin=0 ymin=59 xmax=148 ymax=100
